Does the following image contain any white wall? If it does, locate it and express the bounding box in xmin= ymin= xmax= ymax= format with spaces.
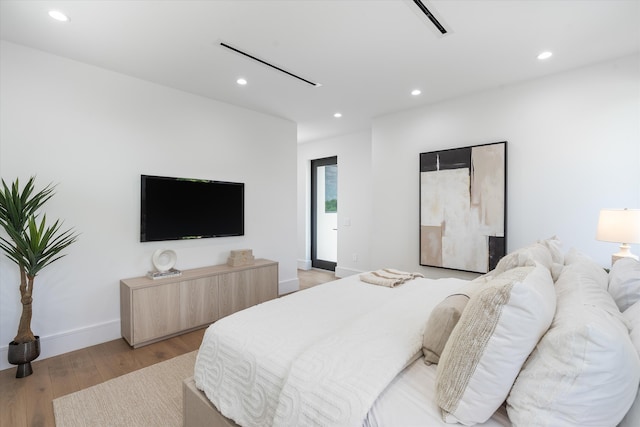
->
xmin=0 ymin=41 xmax=298 ymax=369
xmin=371 ymin=54 xmax=640 ymax=278
xmin=297 ymin=130 xmax=372 ymax=277
xmin=297 ymin=55 xmax=639 ymax=282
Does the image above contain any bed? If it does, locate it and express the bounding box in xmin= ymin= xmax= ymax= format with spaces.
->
xmin=183 ymin=238 xmax=640 ymax=427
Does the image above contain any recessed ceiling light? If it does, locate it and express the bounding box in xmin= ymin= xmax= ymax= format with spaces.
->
xmin=333 ymin=113 xmax=342 ymax=118
xmin=236 ymin=78 xmax=247 ymax=85
xmin=537 ymin=51 xmax=553 ymax=60
xmin=48 ymin=10 xmax=69 ymax=22
xmin=411 ymin=89 xmax=422 ymax=96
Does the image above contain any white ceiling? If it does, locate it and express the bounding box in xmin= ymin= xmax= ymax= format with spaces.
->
xmin=1 ymin=0 xmax=639 ymax=143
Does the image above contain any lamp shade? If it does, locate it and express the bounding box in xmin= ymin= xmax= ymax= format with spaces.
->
xmin=596 ymin=209 xmax=640 ymax=244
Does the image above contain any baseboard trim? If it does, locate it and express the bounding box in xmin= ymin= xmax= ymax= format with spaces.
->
xmin=297 ymin=259 xmax=312 ymax=270
xmin=0 ymin=319 xmax=121 ymax=371
xmin=335 ymin=266 xmax=364 ymax=278
xmin=279 ymin=278 xmax=300 ymax=296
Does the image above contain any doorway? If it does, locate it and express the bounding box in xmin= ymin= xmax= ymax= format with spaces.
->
xmin=311 ymin=156 xmax=338 ymax=271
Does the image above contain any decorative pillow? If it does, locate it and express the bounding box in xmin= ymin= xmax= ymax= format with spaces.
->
xmin=625 ymin=300 xmax=640 ymax=354
xmin=609 ymin=257 xmax=640 ymax=312
xmin=539 ymin=235 xmax=564 ymax=281
xmin=563 ymin=247 xmax=609 ymax=290
xmin=620 ymin=300 xmax=640 ymax=427
xmin=435 ymin=264 xmax=556 ymax=425
xmin=507 ymin=258 xmax=640 ymax=427
xmin=493 ymin=242 xmax=553 ymax=275
xmin=558 ymin=249 xmax=616 ymax=317
xmin=423 ymin=294 xmax=469 ymax=365
xmin=539 ymin=235 xmax=564 ymax=265
xmin=422 ymin=275 xmax=490 ymax=365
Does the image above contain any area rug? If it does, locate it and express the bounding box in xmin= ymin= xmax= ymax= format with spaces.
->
xmin=53 ymin=351 xmax=197 ymax=427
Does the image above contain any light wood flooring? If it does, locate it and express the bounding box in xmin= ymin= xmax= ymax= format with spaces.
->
xmin=298 ymin=268 xmax=336 ymax=290
xmin=1 ymin=328 xmax=206 ymax=427
xmin=0 ymin=268 xmax=336 ymax=427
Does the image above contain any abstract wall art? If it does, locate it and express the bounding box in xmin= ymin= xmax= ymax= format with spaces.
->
xmin=419 ymin=141 xmax=506 ymax=273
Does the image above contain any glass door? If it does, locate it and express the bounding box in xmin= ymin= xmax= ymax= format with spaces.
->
xmin=311 ymin=156 xmax=337 ymax=271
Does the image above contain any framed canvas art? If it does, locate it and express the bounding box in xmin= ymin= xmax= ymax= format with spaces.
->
xmin=419 ymin=141 xmax=506 ymax=273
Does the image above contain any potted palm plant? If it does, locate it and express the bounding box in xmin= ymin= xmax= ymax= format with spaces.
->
xmin=0 ymin=177 xmax=78 ymax=378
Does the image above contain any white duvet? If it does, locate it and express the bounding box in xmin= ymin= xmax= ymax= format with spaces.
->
xmin=194 ymin=273 xmax=468 ymax=427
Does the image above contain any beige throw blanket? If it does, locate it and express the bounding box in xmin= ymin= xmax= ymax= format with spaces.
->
xmin=360 ymin=268 xmax=424 ymax=287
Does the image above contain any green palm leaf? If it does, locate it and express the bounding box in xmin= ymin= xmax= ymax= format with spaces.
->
xmin=0 ymin=177 xmax=55 ymax=236
xmin=17 ymin=215 xmax=78 ymax=277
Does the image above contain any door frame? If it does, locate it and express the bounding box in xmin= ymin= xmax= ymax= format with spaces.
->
xmin=310 ymin=156 xmax=337 ymax=271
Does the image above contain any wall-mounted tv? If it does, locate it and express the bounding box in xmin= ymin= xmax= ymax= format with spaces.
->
xmin=140 ymin=175 xmax=244 ymax=242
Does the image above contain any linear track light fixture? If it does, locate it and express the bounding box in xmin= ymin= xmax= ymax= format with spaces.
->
xmin=412 ymin=0 xmax=447 ymax=35
xmin=219 ymin=42 xmax=320 ymax=87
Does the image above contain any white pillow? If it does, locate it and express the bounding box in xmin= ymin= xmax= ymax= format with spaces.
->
xmin=539 ymin=235 xmax=563 ymax=265
xmin=564 ymin=247 xmax=609 ymax=290
xmin=620 ymin=301 xmax=640 ymax=427
xmin=625 ymin=300 xmax=640 ymax=354
xmin=560 ymin=249 xmax=618 ymax=318
xmin=538 ymin=236 xmax=564 ymax=281
xmin=507 ymin=258 xmax=640 ymax=427
xmin=563 ymin=247 xmax=593 ymax=265
xmin=609 ymin=257 xmax=640 ymax=312
xmin=493 ymin=242 xmax=553 ymax=275
xmin=435 ymin=264 xmax=556 ymax=425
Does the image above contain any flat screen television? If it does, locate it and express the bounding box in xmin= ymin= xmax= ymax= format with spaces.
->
xmin=140 ymin=175 xmax=244 ymax=242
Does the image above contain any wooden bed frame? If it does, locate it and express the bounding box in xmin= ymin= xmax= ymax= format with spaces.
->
xmin=182 ymin=376 xmax=240 ymax=427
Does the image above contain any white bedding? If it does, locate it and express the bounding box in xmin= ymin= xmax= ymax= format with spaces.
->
xmin=365 ymin=356 xmax=511 ymax=427
xmin=194 ymin=273 xmax=468 ymax=427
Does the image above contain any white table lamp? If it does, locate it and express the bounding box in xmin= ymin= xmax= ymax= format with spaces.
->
xmin=596 ymin=208 xmax=640 ymax=264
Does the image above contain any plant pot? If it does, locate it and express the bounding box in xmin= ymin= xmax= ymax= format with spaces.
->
xmin=7 ymin=336 xmax=40 ymax=378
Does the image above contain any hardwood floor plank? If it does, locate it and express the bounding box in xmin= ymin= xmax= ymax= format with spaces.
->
xmin=130 ymin=339 xmax=185 ymax=369
xmin=298 ymin=268 xmax=336 ymax=289
xmin=48 ymin=348 xmax=103 ymax=399
xmin=177 ymin=327 xmax=206 ymax=349
xmin=0 ymin=365 xmax=29 ymax=427
xmin=48 ymin=355 xmax=79 ymax=399
xmin=67 ymin=348 xmax=105 ymax=392
xmin=87 ymin=337 xmax=138 ymax=381
xmin=25 ymin=358 xmax=55 ymax=427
